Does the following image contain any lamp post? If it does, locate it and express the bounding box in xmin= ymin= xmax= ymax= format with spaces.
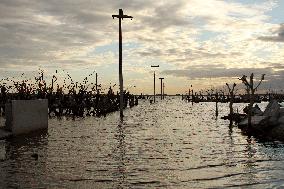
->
xmin=151 ymin=65 xmax=159 ymax=103
xmin=112 ymin=9 xmax=133 ymax=119
xmin=159 ymin=77 xmax=164 ymax=100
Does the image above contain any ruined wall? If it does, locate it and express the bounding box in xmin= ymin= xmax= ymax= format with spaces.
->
xmin=5 ymin=99 xmax=48 ymax=135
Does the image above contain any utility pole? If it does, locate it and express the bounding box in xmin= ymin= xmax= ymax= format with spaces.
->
xmin=159 ymin=77 xmax=164 ymax=100
xmin=163 ymin=82 xmax=165 ymax=100
xmin=151 ymin=65 xmax=159 ymax=103
xmin=191 ymin=89 xmax=194 ymax=105
xmin=112 ymin=9 xmax=133 ymax=119
xmin=95 ymin=73 xmax=98 ymax=92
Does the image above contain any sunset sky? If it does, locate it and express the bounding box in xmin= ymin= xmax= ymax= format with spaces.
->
xmin=0 ymin=0 xmax=284 ymax=94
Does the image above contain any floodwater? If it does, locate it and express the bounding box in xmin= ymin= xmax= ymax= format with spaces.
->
xmin=1 ymin=98 xmax=284 ymax=188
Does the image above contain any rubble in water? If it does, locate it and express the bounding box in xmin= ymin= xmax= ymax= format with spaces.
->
xmin=238 ymin=100 xmax=284 ymax=141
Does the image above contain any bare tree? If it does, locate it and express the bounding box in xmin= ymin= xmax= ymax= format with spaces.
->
xmin=239 ymin=73 xmax=265 ymax=127
xmin=226 ymin=83 xmax=237 ymax=125
xmin=226 ymin=83 xmax=237 ymax=115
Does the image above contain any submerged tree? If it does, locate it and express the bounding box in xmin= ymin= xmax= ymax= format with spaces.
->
xmin=239 ymin=73 xmax=265 ymax=127
xmin=226 ymin=83 xmax=237 ymax=125
xmin=226 ymin=83 xmax=237 ymax=114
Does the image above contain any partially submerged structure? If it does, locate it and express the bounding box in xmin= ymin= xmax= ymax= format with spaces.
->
xmin=0 ymin=99 xmax=48 ymax=139
xmin=238 ymin=100 xmax=284 ymax=141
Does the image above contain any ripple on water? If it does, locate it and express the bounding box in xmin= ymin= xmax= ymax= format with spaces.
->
xmin=1 ymin=99 xmax=284 ymax=188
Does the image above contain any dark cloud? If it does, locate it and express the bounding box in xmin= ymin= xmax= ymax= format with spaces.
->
xmin=0 ymin=0 xmax=147 ymax=68
xmin=258 ymin=24 xmax=284 ymax=42
xmin=138 ymin=48 xmax=163 ymax=57
xmin=162 ymin=66 xmax=272 ymax=79
xmin=267 ymin=63 xmax=284 ymax=70
xmin=140 ymin=1 xmax=191 ymax=31
xmin=137 ymin=46 xmax=242 ymax=60
xmin=2 ymin=0 xmax=189 ymax=70
xmin=162 ymin=62 xmax=284 ymax=80
xmin=162 ymin=64 xmax=284 ymax=89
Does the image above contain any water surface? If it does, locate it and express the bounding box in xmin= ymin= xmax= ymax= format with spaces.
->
xmin=1 ymin=98 xmax=284 ymax=188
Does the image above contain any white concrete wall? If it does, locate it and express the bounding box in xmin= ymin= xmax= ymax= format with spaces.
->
xmin=5 ymin=99 xmax=48 ymax=135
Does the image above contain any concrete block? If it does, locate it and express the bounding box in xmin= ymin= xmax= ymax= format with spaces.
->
xmin=5 ymin=99 xmax=48 ymax=135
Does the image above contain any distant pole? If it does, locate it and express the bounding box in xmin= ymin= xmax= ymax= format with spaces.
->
xmin=188 ymin=88 xmax=191 ymax=102
xmin=51 ymin=78 xmax=54 ymax=92
xmin=215 ymin=92 xmax=219 ymax=117
xmin=112 ymin=9 xmax=133 ymax=119
xmin=151 ymin=65 xmax=159 ymax=103
xmin=163 ymin=82 xmax=165 ymax=99
xmin=191 ymin=89 xmax=193 ymax=105
xmin=154 ymin=71 xmax=156 ymax=102
xmin=159 ymin=78 xmax=164 ymax=100
xmin=95 ymin=73 xmax=98 ymax=92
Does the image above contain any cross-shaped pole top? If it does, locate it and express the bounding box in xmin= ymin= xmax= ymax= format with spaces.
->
xmin=151 ymin=65 xmax=159 ymax=68
xmin=112 ymin=9 xmax=133 ymax=20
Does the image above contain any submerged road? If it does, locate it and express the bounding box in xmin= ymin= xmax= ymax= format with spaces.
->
xmin=1 ymin=98 xmax=284 ymax=188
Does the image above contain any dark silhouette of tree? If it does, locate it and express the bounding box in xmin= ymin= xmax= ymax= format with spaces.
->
xmin=239 ymin=73 xmax=265 ymax=127
xmin=226 ymin=83 xmax=237 ymax=125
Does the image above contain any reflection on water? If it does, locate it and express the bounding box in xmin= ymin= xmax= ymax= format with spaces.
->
xmin=1 ymin=98 xmax=284 ymax=188
xmin=0 ymin=140 xmax=5 ymax=161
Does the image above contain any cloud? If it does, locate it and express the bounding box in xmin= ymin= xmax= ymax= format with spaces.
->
xmin=161 ymin=63 xmax=284 ymax=90
xmin=0 ymin=0 xmax=118 ymax=68
xmin=258 ymin=24 xmax=284 ymax=42
xmin=161 ymin=65 xmax=274 ymax=79
xmin=139 ymin=1 xmax=191 ymax=32
xmin=0 ymin=0 xmax=278 ymax=68
xmin=0 ymin=0 xmax=283 ymax=93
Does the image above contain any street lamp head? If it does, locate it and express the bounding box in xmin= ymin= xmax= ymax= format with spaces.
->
xmin=151 ymin=65 xmax=159 ymax=68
